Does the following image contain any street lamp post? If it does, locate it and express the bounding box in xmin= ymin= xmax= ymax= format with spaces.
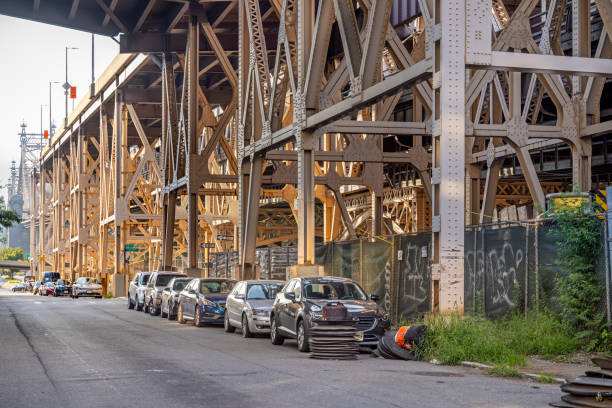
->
xmin=64 ymin=46 xmax=79 ymax=127
xmin=49 ymin=81 xmax=60 ymax=140
xmin=40 ymin=104 xmax=47 ymax=148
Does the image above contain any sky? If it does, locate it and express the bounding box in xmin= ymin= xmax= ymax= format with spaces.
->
xmin=0 ymin=15 xmax=118 ymax=200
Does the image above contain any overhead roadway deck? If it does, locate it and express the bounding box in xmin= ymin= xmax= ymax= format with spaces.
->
xmin=3 ymin=0 xmax=612 ymax=313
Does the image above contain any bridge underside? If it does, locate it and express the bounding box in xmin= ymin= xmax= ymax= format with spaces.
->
xmin=6 ymin=0 xmax=612 ymax=312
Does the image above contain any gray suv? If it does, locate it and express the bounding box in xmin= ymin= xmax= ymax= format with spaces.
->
xmin=128 ymin=272 xmax=151 ymax=311
xmin=144 ymin=272 xmax=187 ymax=315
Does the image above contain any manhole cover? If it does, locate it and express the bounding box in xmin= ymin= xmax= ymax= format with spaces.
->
xmin=412 ymin=371 xmax=464 ymax=377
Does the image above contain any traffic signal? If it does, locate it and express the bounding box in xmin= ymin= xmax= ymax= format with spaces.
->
xmin=70 ymin=86 xmax=77 ymax=99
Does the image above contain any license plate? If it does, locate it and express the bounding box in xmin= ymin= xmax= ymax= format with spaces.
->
xmin=354 ymin=332 xmax=364 ymax=341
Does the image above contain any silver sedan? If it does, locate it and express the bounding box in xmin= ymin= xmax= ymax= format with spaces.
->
xmin=224 ymin=280 xmax=284 ymax=337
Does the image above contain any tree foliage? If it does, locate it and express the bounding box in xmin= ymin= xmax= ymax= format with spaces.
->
xmin=0 ymin=246 xmax=24 ymax=261
xmin=0 ymin=196 xmax=20 ymax=229
xmin=551 ymin=195 xmax=605 ymax=351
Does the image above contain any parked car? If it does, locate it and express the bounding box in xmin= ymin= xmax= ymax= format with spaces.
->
xmin=160 ymin=277 xmax=191 ymax=320
xmin=42 ymin=281 xmax=56 ymax=296
xmin=71 ymin=277 xmax=103 ymax=298
xmin=53 ymin=279 xmax=72 ymax=297
xmin=32 ymin=281 xmax=43 ymax=295
xmin=11 ymin=282 xmax=27 ymax=292
xmin=24 ymin=281 xmax=34 ymax=292
xmin=177 ymin=278 xmax=236 ymax=326
xmin=128 ymin=272 xmax=151 ymax=311
xmin=143 ymin=272 xmax=187 ymax=315
xmin=269 ymin=276 xmax=390 ymax=352
xmin=42 ymin=271 xmax=60 ymax=283
xmin=224 ymin=280 xmax=284 ymax=337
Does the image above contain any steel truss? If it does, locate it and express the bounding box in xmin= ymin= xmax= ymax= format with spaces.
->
xmin=20 ymin=0 xmax=612 ymax=312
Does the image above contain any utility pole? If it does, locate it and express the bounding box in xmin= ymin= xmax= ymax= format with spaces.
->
xmin=40 ymin=104 xmax=47 ymax=148
xmin=90 ymin=33 xmax=95 ymax=98
xmin=64 ymin=46 xmax=78 ymax=127
xmin=49 ymin=81 xmax=60 ymax=140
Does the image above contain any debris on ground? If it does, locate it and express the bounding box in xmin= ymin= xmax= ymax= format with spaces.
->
xmin=374 ymin=325 xmax=427 ymax=360
xmin=550 ymin=357 xmax=612 ymax=407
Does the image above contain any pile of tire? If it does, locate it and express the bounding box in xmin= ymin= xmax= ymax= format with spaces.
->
xmin=551 ymin=357 xmax=612 ymax=407
xmin=375 ymin=325 xmax=427 ymax=360
xmin=309 ymin=325 xmax=358 ymax=360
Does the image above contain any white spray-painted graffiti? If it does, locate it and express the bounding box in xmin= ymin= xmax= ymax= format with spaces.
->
xmin=383 ymin=260 xmax=391 ymax=313
xmin=398 ymin=242 xmax=429 ymax=314
xmin=465 ymin=231 xmax=524 ymax=313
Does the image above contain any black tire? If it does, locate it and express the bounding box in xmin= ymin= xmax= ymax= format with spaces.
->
xmin=177 ymin=304 xmax=185 ymax=324
xmin=270 ymin=315 xmax=284 ymax=345
xmin=150 ymin=301 xmax=159 ymax=316
xmin=296 ymin=319 xmax=309 ymax=352
xmin=136 ymin=298 xmax=143 ymax=311
xmin=128 ymin=295 xmax=134 ymax=309
xmin=224 ymin=312 xmax=236 ymax=333
xmin=242 ymin=313 xmax=252 ymax=338
xmin=143 ymin=299 xmax=150 ymax=314
xmin=194 ymin=307 xmax=204 ymax=327
xmin=167 ymin=302 xmax=175 ymax=320
xmin=160 ymin=302 xmax=167 ymax=318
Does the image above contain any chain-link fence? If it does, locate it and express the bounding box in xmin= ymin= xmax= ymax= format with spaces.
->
xmin=207 ymin=219 xmax=611 ymax=323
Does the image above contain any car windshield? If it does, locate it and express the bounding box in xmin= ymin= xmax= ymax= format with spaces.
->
xmin=200 ymin=280 xmax=235 ymax=294
xmin=303 ymin=279 xmax=367 ymax=301
xmin=77 ymin=278 xmax=100 ymax=285
xmin=246 ymin=283 xmax=282 ymax=300
xmin=172 ymin=280 xmax=189 ymax=291
xmin=155 ymin=275 xmax=177 ymax=287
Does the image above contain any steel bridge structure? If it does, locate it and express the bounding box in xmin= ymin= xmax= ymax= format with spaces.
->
xmin=2 ymin=0 xmax=611 ymax=312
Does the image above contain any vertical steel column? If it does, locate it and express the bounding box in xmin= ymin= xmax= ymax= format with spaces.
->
xmin=296 ymin=0 xmax=315 ymax=265
xmin=431 ymin=0 xmax=466 ymax=313
xmin=242 ymin=157 xmax=263 ymax=279
xmin=114 ymin=86 xmax=124 ymax=278
xmin=606 ymin=186 xmax=612 ymax=323
xmin=186 ymin=13 xmax=200 ymax=273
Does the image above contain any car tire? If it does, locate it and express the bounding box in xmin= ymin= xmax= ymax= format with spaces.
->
xmin=178 ymin=304 xmax=185 ymax=324
xmin=241 ymin=313 xmax=252 ymax=338
xmin=224 ymin=312 xmax=236 ymax=333
xmin=297 ymin=319 xmax=310 ymax=353
xmin=128 ymin=295 xmax=134 ymax=309
xmin=167 ymin=302 xmax=175 ymax=320
xmin=270 ymin=316 xmax=284 ymax=345
xmin=143 ymin=299 xmax=150 ymax=314
xmin=136 ymin=299 xmax=143 ymax=311
xmin=194 ymin=307 xmax=204 ymax=327
xmin=161 ymin=303 xmax=167 ymax=318
xmin=149 ymin=301 xmax=158 ymax=316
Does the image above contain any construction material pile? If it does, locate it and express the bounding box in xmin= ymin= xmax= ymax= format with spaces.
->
xmin=309 ymin=302 xmax=358 ymax=360
xmin=374 ymin=325 xmax=427 ymax=360
xmin=551 ymin=357 xmax=612 ymax=407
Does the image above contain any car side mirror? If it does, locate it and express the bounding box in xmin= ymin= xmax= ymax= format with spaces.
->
xmin=189 ymin=289 xmax=196 ymax=295
xmin=370 ymin=294 xmax=380 ymax=301
xmin=285 ymin=292 xmax=296 ymax=301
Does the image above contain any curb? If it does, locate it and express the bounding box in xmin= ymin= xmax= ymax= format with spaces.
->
xmin=461 ymin=361 xmax=566 ymax=384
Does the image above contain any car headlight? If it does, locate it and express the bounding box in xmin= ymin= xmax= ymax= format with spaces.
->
xmin=252 ymin=309 xmax=269 ymax=316
xmin=199 ymin=298 xmax=216 ymax=307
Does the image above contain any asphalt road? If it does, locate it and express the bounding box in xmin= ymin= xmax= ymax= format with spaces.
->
xmin=0 ymin=289 xmax=562 ymax=408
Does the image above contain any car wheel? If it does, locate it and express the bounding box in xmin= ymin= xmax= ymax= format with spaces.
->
xmin=224 ymin=312 xmax=235 ymax=333
xmin=297 ymin=319 xmax=310 ymax=352
xmin=149 ymin=301 xmax=157 ymax=316
xmin=177 ymin=304 xmax=185 ymax=324
xmin=167 ymin=302 xmax=175 ymax=320
xmin=194 ymin=307 xmax=204 ymax=327
xmin=270 ymin=316 xmax=284 ymax=345
xmin=143 ymin=299 xmax=150 ymax=314
xmin=128 ymin=295 xmax=134 ymax=309
xmin=241 ymin=313 xmax=252 ymax=338
xmin=136 ymin=299 xmax=143 ymax=311
xmin=160 ymin=303 xmax=167 ymax=318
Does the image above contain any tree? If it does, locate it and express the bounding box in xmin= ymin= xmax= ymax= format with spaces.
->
xmin=0 ymin=247 xmax=24 ymax=261
xmin=0 ymin=196 xmax=20 ymax=244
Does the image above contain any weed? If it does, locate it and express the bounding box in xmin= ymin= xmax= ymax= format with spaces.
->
xmin=486 ymin=365 xmax=522 ymax=378
xmin=533 ymin=374 xmax=556 ymax=383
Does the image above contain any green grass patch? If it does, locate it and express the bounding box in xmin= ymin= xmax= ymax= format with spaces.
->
xmin=104 ymin=293 xmax=114 ymax=299
xmin=533 ymin=374 xmax=556 ymax=383
xmin=420 ymin=310 xmax=579 ymax=367
xmin=486 ymin=365 xmax=522 ymax=378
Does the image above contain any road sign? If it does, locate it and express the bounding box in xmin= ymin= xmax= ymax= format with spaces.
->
xmin=201 ymin=243 xmax=215 ymax=249
xmin=124 ymin=248 xmax=139 ymax=252
xmin=217 ymin=235 xmax=233 ymax=241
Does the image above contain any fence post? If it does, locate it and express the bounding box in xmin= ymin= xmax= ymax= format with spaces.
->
xmin=605 ymin=186 xmax=612 ymax=324
xmin=472 ymin=227 xmax=477 ymax=313
xmin=535 ymin=221 xmax=539 ymax=305
xmin=359 ymin=238 xmax=363 ymax=286
xmin=481 ymin=226 xmax=486 ymax=315
xmin=524 ymin=225 xmax=529 ymax=316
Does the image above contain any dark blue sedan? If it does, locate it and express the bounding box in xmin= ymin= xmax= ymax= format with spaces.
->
xmin=53 ymin=279 xmax=72 ymax=297
xmin=177 ymin=278 xmax=236 ymax=327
